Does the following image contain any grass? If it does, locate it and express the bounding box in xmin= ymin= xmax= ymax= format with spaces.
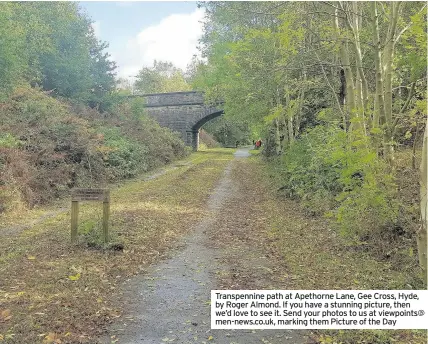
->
xmin=258 ymin=155 xmax=426 ymax=343
xmin=2 ymin=146 xmax=424 ymax=344
xmin=249 ymin=148 xmax=261 ymax=155
xmin=208 ymin=155 xmax=426 ymax=344
xmin=0 ymin=148 xmax=235 ymax=344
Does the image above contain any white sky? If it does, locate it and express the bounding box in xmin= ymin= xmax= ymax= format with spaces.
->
xmin=122 ymin=8 xmax=204 ymax=78
xmin=82 ymin=2 xmax=205 ymax=80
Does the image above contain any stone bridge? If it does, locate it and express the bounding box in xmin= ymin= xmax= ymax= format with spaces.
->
xmin=131 ymin=91 xmax=224 ymax=151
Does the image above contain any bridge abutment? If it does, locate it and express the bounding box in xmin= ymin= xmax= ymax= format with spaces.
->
xmin=192 ymin=130 xmax=199 ymax=151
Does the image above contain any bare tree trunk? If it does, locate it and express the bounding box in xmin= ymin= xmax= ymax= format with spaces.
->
xmin=288 ymin=116 xmax=294 ymax=143
xmin=355 ymin=68 xmax=365 ymax=133
xmin=334 ymin=7 xmax=356 ymax=126
xmin=371 ymin=1 xmax=386 ymax=154
xmin=295 ymin=70 xmax=306 ymax=138
xmin=274 ymin=118 xmax=282 ymax=155
xmin=383 ymin=2 xmax=402 ymax=162
xmin=418 ymin=119 xmax=427 ymax=285
xmin=412 ymin=126 xmax=419 ymax=170
xmin=342 ymin=2 xmax=369 ymax=117
xmin=284 ymin=89 xmax=294 ymax=143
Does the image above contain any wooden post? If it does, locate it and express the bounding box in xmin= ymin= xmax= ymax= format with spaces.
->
xmin=71 ymin=201 xmax=79 ymax=243
xmin=71 ymin=188 xmax=110 ymax=243
xmin=102 ymin=190 xmax=110 ymax=243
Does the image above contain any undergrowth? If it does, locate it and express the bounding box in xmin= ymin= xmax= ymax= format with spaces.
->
xmin=265 ymin=124 xmax=424 ymax=289
xmin=0 ymin=87 xmax=187 ymax=213
xmin=241 ymin=156 xmax=426 ymax=344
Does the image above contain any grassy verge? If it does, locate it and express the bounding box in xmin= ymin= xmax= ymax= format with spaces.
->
xmin=0 ymin=148 xmax=235 ymax=344
xmin=211 ymin=155 xmax=425 ymax=344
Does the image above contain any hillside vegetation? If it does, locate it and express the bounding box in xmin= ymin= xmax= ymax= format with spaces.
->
xmin=0 ymin=87 xmax=187 ymax=213
xmin=0 ymin=2 xmax=188 ymax=214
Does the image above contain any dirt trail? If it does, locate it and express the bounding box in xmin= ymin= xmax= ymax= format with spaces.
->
xmin=103 ymin=148 xmax=305 ymax=344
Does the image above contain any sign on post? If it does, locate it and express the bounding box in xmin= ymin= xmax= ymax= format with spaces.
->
xmin=71 ymin=188 xmax=110 ymax=243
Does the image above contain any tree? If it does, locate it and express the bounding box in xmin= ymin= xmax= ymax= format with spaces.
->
xmin=134 ymin=60 xmax=191 ymax=94
xmin=419 ymin=119 xmax=427 ymax=283
xmin=87 ymin=39 xmax=117 ymax=110
xmin=0 ymin=2 xmax=117 ymax=106
xmin=0 ymin=3 xmax=28 ymax=96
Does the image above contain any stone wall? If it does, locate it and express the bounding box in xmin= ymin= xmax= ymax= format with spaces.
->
xmin=134 ymin=92 xmax=223 ymax=150
xmin=137 ymin=91 xmax=205 ymax=107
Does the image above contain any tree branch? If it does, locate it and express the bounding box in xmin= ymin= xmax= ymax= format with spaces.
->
xmin=392 ymin=81 xmax=417 ymax=131
xmin=394 ymin=3 xmax=427 ymax=44
xmin=399 ymin=81 xmax=416 ymax=115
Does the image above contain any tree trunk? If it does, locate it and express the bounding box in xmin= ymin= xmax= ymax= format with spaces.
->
xmin=280 ymin=114 xmax=288 ymax=151
xmin=371 ymin=1 xmax=386 ymax=154
xmin=295 ymin=70 xmax=306 ymax=138
xmin=334 ymin=7 xmax=356 ymax=124
xmin=288 ymin=116 xmax=294 ymax=143
xmin=343 ymin=2 xmax=369 ymax=119
xmin=284 ymin=89 xmax=294 ymax=143
xmin=418 ymin=119 xmax=427 ymax=285
xmin=275 ymin=118 xmax=282 ymax=155
xmin=383 ymin=2 xmax=401 ymax=162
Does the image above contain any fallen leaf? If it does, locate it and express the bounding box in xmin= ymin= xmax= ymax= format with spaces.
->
xmin=68 ymin=272 xmax=81 ymax=281
xmin=0 ymin=309 xmax=12 ymax=321
xmin=43 ymin=332 xmax=62 ymax=344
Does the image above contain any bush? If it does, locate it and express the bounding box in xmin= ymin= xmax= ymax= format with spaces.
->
xmin=274 ymin=124 xmax=399 ymax=240
xmin=0 ymin=87 xmax=188 ymax=209
xmin=100 ymin=127 xmax=149 ymax=179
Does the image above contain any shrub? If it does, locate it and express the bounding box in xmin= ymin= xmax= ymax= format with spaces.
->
xmin=274 ymin=124 xmax=399 ymax=240
xmin=0 ymin=86 xmax=188 ymax=209
xmin=100 ymin=127 xmax=149 ymax=179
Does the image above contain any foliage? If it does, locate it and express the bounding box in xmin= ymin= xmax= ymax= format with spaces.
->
xmin=202 ymin=116 xmax=252 ymax=146
xmin=0 ymin=2 xmax=117 ymax=108
xmin=0 ymin=87 xmax=187 ymax=210
xmin=134 ymin=60 xmax=191 ymax=94
xmin=99 ymin=127 xmax=149 ymax=179
xmin=199 ymin=129 xmax=219 ymax=148
xmin=0 ymin=133 xmax=22 ymax=148
xmin=197 ymin=1 xmax=427 ymax=282
xmin=0 ymin=3 xmax=27 ymax=97
xmin=274 ymin=124 xmax=399 ymax=240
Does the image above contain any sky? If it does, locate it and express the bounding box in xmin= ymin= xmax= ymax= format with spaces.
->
xmin=79 ymin=1 xmax=205 ymax=79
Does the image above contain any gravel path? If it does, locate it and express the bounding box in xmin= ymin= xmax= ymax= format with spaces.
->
xmin=103 ymin=148 xmax=305 ymax=344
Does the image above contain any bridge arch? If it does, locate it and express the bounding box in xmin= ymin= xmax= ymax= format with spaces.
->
xmin=189 ymin=109 xmax=224 ymax=151
xmin=192 ymin=109 xmax=224 ymax=131
xmin=133 ymin=91 xmax=224 ymax=151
